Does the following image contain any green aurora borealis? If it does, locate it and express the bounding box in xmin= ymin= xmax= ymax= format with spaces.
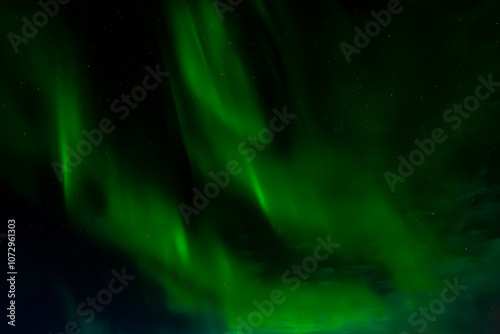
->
xmin=1 ymin=0 xmax=500 ymax=333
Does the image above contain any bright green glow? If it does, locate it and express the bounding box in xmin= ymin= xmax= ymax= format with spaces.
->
xmin=159 ymin=1 xmax=441 ymax=332
xmin=247 ymin=165 xmax=268 ymax=212
xmin=165 ymin=1 xmax=266 ymax=177
xmin=4 ymin=1 xmax=496 ymax=333
xmin=53 ymin=74 xmax=84 ymax=203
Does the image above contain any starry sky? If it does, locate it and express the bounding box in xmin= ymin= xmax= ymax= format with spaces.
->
xmin=1 ymin=0 xmax=500 ymax=333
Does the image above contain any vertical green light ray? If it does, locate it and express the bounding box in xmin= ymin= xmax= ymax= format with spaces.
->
xmin=164 ymin=0 xmax=265 ymax=177
xmin=246 ymin=165 xmax=268 ymax=212
xmin=53 ymin=73 xmax=84 ymax=203
xmin=17 ymin=29 xmax=87 ymax=206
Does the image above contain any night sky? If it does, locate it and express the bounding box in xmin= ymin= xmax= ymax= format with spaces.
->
xmin=1 ymin=0 xmax=500 ymax=333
